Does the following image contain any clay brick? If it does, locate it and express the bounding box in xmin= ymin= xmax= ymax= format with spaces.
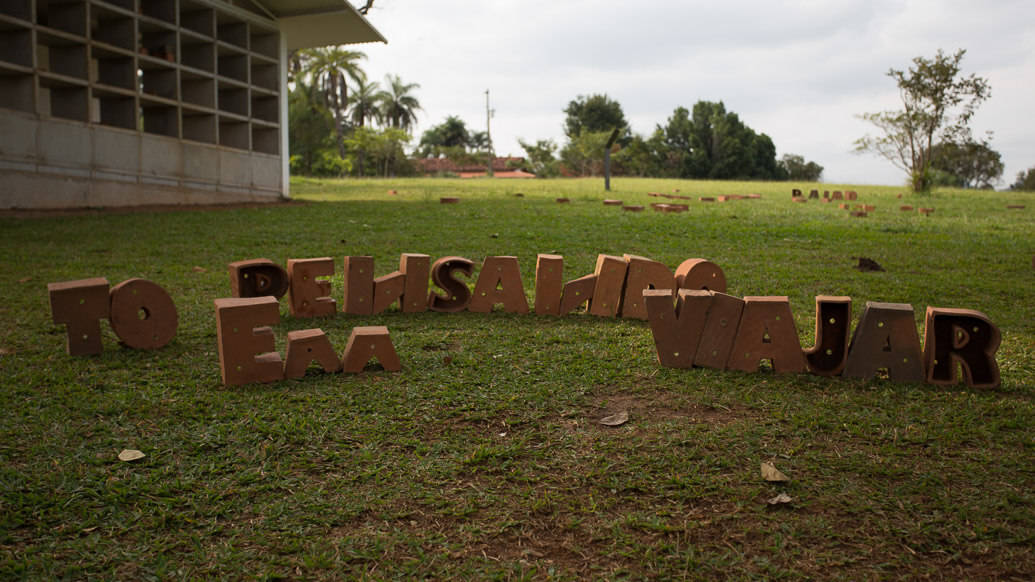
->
xmin=839 ymin=203 xmax=850 ymax=209
xmin=109 ymin=278 xmax=178 ymax=350
xmin=287 ymin=258 xmax=336 ymax=317
xmin=342 ymin=256 xmax=373 ymax=315
xmin=644 ymin=289 xmax=712 ymax=368
xmin=622 ymin=205 xmax=644 ymax=211
xmin=699 ymin=197 xmax=715 ymax=202
xmin=823 ymin=190 xmax=830 ymax=199
xmin=48 ymin=277 xmax=110 ymax=356
xmin=693 ymin=292 xmax=744 ymax=369
xmin=399 ymin=253 xmax=430 ymax=313
xmin=1006 ymin=205 xmax=1025 ymax=209
xmin=651 ymin=203 xmax=668 ymax=211
xmin=918 ymin=207 xmax=934 ymax=215
xmin=559 ymin=274 xmax=596 ymax=315
xmin=803 ymin=295 xmax=851 ymax=376
xmin=727 ymin=296 xmax=808 ymax=373
xmin=823 ymin=198 xmax=832 ymax=203
xmin=469 ymin=256 xmax=529 ymax=314
xmin=922 ymin=307 xmax=1001 ymax=388
xmin=647 ymin=192 xmax=661 ymax=197
xmin=792 ymin=189 xmax=802 ymax=197
xmin=850 ymin=211 xmax=867 ymax=217
xmin=620 ymin=254 xmax=675 ymax=320
xmin=863 ymin=204 xmax=876 ymax=212
xmin=603 ymin=199 xmax=623 ymax=205
xmin=664 ymin=204 xmax=688 ymax=212
xmin=214 ymin=296 xmax=283 ymax=386
xmin=717 ymin=195 xmax=731 ymax=202
xmin=556 ymin=198 xmax=570 ymax=203
xmin=372 ymin=271 xmax=406 ymax=314
xmin=428 ymin=256 xmax=474 ymax=313
xmin=843 ymin=302 xmax=924 ymax=382
xmin=534 ymin=254 xmax=564 ymax=315
xmin=440 ymin=197 xmax=459 ymax=204
xmin=342 ymin=326 xmax=401 ymax=373
xmin=808 ymin=189 xmax=819 ymax=199
xmin=228 ymin=258 xmax=288 ymax=299
xmin=284 ymin=328 xmax=341 ymax=378
xmin=589 ymin=254 xmax=627 ymax=317
xmin=832 ymin=191 xmax=843 ymax=200
xmin=675 ymin=258 xmax=727 ymax=292
xmin=846 ymin=191 xmax=858 ymax=200
xmin=900 ymin=205 xmax=913 ymax=211
xmin=746 ymin=194 xmax=762 ymax=199
xmin=793 ymin=198 xmax=807 ymax=203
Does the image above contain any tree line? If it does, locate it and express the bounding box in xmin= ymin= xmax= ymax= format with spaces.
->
xmin=288 ymin=47 xmax=422 ymax=177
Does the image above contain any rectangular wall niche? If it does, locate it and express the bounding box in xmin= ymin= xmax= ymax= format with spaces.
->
xmin=0 ymin=0 xmax=281 ymax=155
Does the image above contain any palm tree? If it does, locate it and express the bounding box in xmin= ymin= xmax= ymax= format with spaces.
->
xmin=297 ymin=47 xmax=367 ymax=155
xmin=348 ymin=78 xmax=382 ymax=128
xmin=378 ymin=74 xmax=422 ymax=132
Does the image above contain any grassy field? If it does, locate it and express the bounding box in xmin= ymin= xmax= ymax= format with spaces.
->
xmin=1 ymin=177 xmax=1033 ymax=580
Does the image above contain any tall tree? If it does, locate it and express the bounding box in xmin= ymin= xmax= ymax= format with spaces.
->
xmin=418 ymin=115 xmax=472 ymax=157
xmin=563 ymin=94 xmax=629 ymax=141
xmin=348 ymin=78 xmax=382 ymax=128
xmin=779 ymin=154 xmax=824 ymax=181
xmin=929 ymin=139 xmax=1003 ymax=189
xmin=379 ymin=74 xmax=422 ymax=132
xmin=1011 ymin=167 xmax=1035 ymax=191
xmin=297 ymin=47 xmax=367 ymax=156
xmin=855 ymin=49 xmax=990 ymax=192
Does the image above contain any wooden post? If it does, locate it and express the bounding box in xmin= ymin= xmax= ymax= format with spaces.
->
xmin=604 ymin=128 xmax=620 ymax=191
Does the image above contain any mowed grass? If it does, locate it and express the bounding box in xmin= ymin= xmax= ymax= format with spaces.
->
xmin=1 ymin=177 xmax=1033 ymax=580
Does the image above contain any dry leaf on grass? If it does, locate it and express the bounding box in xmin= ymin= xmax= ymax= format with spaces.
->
xmin=191 ymin=266 xmax=207 ymax=273
xmin=18 ymin=277 xmax=32 ymax=283
xmin=118 ymin=449 xmax=145 ymax=462
xmin=767 ymin=492 xmax=793 ymax=505
xmin=600 ymin=410 xmax=629 ymax=426
xmin=761 ymin=460 xmax=789 ymax=482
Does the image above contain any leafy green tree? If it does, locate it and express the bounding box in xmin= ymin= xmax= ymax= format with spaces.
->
xmin=563 ymin=94 xmax=629 ymax=141
xmin=518 ymin=139 xmax=560 ymax=178
xmin=348 ymin=78 xmax=382 ymax=128
xmin=559 ymin=131 xmax=611 ymax=176
xmin=296 ymin=47 xmax=367 ymax=156
xmin=379 ymin=74 xmax=422 ymax=132
xmin=929 ymin=139 xmax=1003 ymax=189
xmin=779 ymin=154 xmax=824 ymax=181
xmin=346 ymin=127 xmax=413 ymax=177
xmin=287 ymin=83 xmax=342 ymax=176
xmin=1010 ymin=167 xmax=1035 ymax=191
xmin=656 ymin=101 xmax=783 ymax=180
xmin=855 ymin=49 xmax=991 ymax=193
xmin=418 ymin=116 xmax=472 ymax=157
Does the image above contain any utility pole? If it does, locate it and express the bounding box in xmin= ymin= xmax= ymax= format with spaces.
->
xmin=485 ymin=89 xmax=494 ymax=177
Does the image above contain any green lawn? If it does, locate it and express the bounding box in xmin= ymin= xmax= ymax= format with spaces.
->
xmin=2 ymin=177 xmax=1033 ymax=579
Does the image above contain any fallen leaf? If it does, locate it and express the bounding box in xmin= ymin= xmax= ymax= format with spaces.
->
xmin=0 ymin=348 xmax=11 ymax=356
xmin=600 ymin=410 xmax=629 ymax=427
xmin=192 ymin=266 xmax=207 ymax=273
xmin=767 ymin=492 xmax=793 ymax=505
xmin=118 ymin=449 xmax=145 ymax=462
xmin=18 ymin=276 xmax=32 ymax=283
xmin=761 ymin=461 xmax=789 ymax=482
xmin=81 ymin=526 xmax=97 ymax=533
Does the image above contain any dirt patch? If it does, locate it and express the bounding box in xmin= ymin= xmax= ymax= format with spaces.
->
xmin=586 ymin=389 xmax=745 ymax=428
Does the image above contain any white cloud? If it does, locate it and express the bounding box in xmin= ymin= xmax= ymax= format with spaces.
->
xmin=354 ymin=0 xmax=1035 ymax=186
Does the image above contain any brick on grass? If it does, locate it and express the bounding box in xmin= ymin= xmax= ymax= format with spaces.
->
xmin=214 ymin=296 xmax=283 ymax=385
xmin=727 ymin=296 xmax=808 ymax=373
xmin=342 ymin=326 xmax=401 ymax=373
xmin=843 ymin=302 xmax=924 ymax=383
xmin=228 ymin=258 xmax=289 ymax=299
xmin=284 ymin=328 xmax=341 ymax=378
xmin=922 ymin=307 xmax=1001 ymax=388
xmin=48 ymin=277 xmax=110 ymax=356
xmin=803 ymin=295 xmax=852 ymax=376
xmin=469 ymin=256 xmax=529 ymax=314
xmin=288 ymin=258 xmax=336 ymax=317
xmin=109 ymin=278 xmax=177 ymax=350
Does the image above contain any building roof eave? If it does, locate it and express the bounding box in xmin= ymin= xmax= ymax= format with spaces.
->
xmin=258 ymin=1 xmax=387 ymax=50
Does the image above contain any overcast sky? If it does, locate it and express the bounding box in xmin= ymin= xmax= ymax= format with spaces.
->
xmin=353 ymin=1 xmax=1035 ymax=186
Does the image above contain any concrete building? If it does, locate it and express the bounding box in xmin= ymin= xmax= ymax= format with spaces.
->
xmin=0 ymin=0 xmax=384 ymax=208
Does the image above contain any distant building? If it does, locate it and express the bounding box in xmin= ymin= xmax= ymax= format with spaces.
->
xmin=414 ymin=156 xmax=535 ymax=179
xmin=0 ymin=0 xmax=384 ymax=208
